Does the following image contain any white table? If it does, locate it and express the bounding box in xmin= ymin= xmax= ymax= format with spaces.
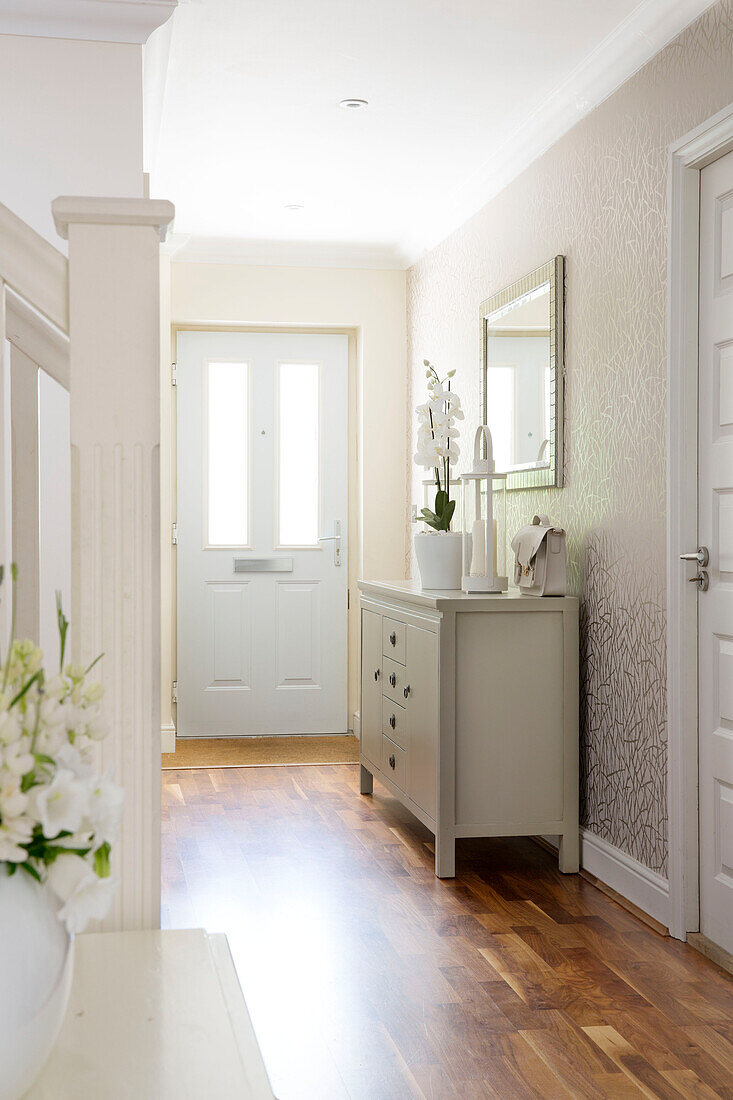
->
xmin=27 ymin=929 xmax=276 ymax=1099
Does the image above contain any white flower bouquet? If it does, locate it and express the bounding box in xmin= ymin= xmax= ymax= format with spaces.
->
xmin=0 ymin=567 xmax=122 ymax=933
xmin=414 ymin=359 xmax=464 ymax=530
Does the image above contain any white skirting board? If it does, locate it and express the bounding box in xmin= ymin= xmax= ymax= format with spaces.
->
xmin=542 ymin=829 xmax=670 ymax=928
xmin=161 ymin=725 xmax=176 ymax=754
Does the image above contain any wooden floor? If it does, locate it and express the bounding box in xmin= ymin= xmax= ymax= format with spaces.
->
xmin=162 ymin=734 xmax=360 ymax=770
xmin=161 ymin=764 xmax=733 ymax=1099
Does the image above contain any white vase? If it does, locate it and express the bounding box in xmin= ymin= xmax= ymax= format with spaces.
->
xmin=0 ymin=867 xmax=74 ymax=1100
xmin=414 ymin=531 xmax=463 ymax=590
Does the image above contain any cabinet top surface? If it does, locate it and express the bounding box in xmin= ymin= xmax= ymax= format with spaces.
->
xmin=359 ymin=579 xmax=578 ymax=611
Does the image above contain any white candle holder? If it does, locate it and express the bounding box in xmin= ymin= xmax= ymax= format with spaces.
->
xmin=460 ymin=426 xmax=508 ymax=593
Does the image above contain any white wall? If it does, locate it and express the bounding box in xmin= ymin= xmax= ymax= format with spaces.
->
xmin=163 ymin=261 xmax=407 ymax=733
xmin=0 ymin=33 xmax=144 ymax=246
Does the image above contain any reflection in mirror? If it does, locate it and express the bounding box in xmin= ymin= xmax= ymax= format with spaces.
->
xmin=485 ymin=282 xmax=551 ymax=472
xmin=480 ymin=256 xmax=564 ymax=490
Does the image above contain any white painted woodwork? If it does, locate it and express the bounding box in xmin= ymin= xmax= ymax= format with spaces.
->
xmin=0 ymin=200 xmax=68 ymax=332
xmin=4 ymin=287 xmax=69 ymax=391
xmin=0 ymin=0 xmax=177 ymax=43
xmin=10 ymin=345 xmax=40 ymax=640
xmin=54 ymin=196 xmax=174 ymax=932
xmin=359 ymin=581 xmax=579 ymax=878
xmin=26 ymin=930 xmax=275 ymax=1099
xmin=360 ymin=608 xmax=383 ymax=769
xmin=698 ymin=149 xmax=733 ymax=955
xmin=176 ymin=331 xmax=348 ymax=736
xmin=38 ymin=370 xmax=71 ymax=667
xmin=667 ymin=102 xmax=733 ymax=941
xmin=0 ymin=278 xmax=9 ymax=648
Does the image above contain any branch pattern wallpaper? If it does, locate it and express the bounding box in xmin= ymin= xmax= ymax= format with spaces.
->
xmin=406 ymin=0 xmax=733 ymax=874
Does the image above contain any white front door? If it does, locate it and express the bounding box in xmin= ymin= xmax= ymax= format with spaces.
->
xmin=176 ymin=331 xmax=348 ymax=736
xmin=698 ymin=149 xmax=733 ymax=953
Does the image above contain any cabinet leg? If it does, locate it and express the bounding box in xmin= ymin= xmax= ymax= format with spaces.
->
xmin=559 ymin=828 xmax=580 ymax=873
xmin=435 ymin=832 xmax=455 ymax=878
xmin=360 ymin=764 xmax=373 ymax=795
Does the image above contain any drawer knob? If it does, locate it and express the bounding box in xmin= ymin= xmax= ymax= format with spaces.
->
xmin=403 ymin=685 xmax=411 ymax=699
xmin=389 ymin=754 xmax=396 ymax=770
xmin=389 ymin=672 xmax=396 ymax=688
xmin=389 ymin=713 xmax=396 ymax=730
xmin=374 ymin=668 xmax=380 ymax=681
xmin=389 ymin=631 xmax=397 ymax=646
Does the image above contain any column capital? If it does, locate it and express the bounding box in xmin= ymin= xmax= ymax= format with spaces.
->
xmin=52 ymin=196 xmax=175 ymax=243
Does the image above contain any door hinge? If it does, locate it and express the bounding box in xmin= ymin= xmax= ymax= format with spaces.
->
xmin=171 ymin=362 xmax=177 ymax=386
xmin=171 ymin=522 xmax=178 ymax=545
xmin=172 ymin=680 xmax=178 ymax=704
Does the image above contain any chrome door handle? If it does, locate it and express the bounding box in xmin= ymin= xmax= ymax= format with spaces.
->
xmin=403 ymin=685 xmax=411 ymax=699
xmin=389 ymin=672 xmax=396 ymax=688
xmin=680 ymin=546 xmax=709 ymax=567
xmin=317 ymin=521 xmax=342 ymax=566
xmin=389 ymin=713 xmax=396 ymax=730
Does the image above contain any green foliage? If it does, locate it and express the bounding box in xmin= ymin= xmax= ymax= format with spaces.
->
xmin=420 ymin=489 xmax=456 ymax=532
xmin=94 ymin=842 xmax=111 ymax=878
xmin=56 ymin=590 xmax=69 ymax=672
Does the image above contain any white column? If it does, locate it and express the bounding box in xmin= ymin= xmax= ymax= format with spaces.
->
xmin=53 ymin=196 xmax=174 ymax=931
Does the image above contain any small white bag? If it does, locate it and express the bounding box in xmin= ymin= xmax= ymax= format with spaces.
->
xmin=511 ymin=514 xmax=567 ymax=597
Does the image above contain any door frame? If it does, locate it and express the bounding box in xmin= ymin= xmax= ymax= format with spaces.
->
xmin=667 ymin=101 xmax=733 ymax=941
xmin=168 ymin=323 xmax=358 ymax=740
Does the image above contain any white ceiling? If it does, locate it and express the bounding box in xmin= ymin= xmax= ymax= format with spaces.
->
xmin=147 ymin=0 xmax=716 ymax=268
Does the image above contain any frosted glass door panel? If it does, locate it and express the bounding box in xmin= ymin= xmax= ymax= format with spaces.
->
xmin=207 ymin=361 xmax=249 ymax=547
xmin=278 ymin=362 xmax=319 ymax=547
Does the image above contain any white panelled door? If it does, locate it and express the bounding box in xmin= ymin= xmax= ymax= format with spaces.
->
xmin=698 ymin=150 xmax=733 ymax=953
xmin=177 ymin=331 xmax=348 ymax=736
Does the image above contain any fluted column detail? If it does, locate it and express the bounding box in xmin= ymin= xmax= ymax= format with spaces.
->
xmin=56 ymin=197 xmax=174 ymax=930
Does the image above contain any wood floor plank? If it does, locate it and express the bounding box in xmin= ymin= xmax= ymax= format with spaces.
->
xmin=161 ymin=766 xmax=733 ymax=1100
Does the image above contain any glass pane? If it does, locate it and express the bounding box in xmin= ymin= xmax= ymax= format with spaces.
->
xmin=278 ymin=362 xmax=319 ymax=545
xmin=207 ymin=361 xmax=248 ymax=546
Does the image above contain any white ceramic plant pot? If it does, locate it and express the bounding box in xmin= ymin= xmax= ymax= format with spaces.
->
xmin=0 ymin=867 xmax=74 ymax=1100
xmin=414 ymin=531 xmax=463 ymax=590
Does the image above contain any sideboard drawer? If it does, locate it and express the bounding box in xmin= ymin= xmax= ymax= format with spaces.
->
xmin=382 ymin=697 xmax=407 ymax=750
xmin=382 ymin=734 xmax=406 ymax=790
xmin=382 ymin=656 xmax=409 ymax=705
xmin=382 ymin=617 xmax=406 ymax=664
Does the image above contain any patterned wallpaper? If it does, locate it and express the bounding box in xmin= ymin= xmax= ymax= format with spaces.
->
xmin=406 ymin=1 xmax=733 ymax=875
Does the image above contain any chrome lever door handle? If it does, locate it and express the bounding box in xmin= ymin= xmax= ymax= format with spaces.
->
xmin=680 ymin=546 xmax=709 ymax=567
xmin=318 ymin=521 xmax=342 ymax=566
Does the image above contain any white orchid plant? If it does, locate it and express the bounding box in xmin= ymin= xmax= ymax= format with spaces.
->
xmin=0 ymin=566 xmax=123 ymax=934
xmin=414 ymin=360 xmax=464 ymax=531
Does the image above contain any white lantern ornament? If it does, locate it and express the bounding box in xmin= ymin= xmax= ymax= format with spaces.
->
xmin=460 ymin=425 xmax=508 ymax=593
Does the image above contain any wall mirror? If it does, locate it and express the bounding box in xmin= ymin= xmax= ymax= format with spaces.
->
xmin=479 ymin=255 xmax=564 ymax=490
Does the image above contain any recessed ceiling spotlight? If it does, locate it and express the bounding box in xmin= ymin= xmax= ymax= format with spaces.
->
xmin=340 ymin=98 xmax=368 ymax=110
xmin=284 ymin=203 xmax=304 ymax=211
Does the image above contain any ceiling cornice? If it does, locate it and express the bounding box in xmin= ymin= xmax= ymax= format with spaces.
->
xmin=164 ymin=234 xmax=409 ymax=271
xmin=0 ymin=0 xmax=177 ymax=44
xmin=400 ymin=0 xmax=719 ymax=266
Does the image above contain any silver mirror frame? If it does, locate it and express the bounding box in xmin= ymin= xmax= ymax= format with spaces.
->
xmin=479 ymin=255 xmax=565 ymax=490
